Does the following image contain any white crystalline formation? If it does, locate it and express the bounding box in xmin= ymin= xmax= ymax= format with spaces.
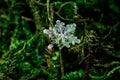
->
xmin=43 ymin=20 xmax=80 ymax=49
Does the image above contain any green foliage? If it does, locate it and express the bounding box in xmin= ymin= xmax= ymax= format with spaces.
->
xmin=51 ymin=51 xmax=60 ymax=61
xmin=62 ymin=69 xmax=84 ymax=80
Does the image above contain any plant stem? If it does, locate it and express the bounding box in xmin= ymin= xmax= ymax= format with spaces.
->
xmin=59 ymin=49 xmax=64 ymax=77
xmin=47 ymin=0 xmax=53 ymax=27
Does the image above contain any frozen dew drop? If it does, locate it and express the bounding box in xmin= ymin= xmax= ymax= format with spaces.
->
xmin=43 ymin=29 xmax=48 ymax=34
xmin=76 ymin=39 xmax=81 ymax=44
xmin=47 ymin=44 xmax=54 ymax=50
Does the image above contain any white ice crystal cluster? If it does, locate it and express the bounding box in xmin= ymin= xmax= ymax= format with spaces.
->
xmin=43 ymin=20 xmax=80 ymax=49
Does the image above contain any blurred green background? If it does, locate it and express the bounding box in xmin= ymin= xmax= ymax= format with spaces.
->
xmin=0 ymin=0 xmax=120 ymax=80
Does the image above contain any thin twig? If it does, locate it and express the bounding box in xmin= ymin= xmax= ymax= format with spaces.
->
xmin=93 ymin=61 xmax=120 ymax=68
xmin=21 ymin=16 xmax=33 ymax=22
xmin=57 ymin=1 xmax=75 ymax=13
xmin=55 ymin=1 xmax=75 ymax=21
xmin=55 ymin=12 xmax=73 ymax=21
xmin=107 ymin=66 xmax=120 ymax=76
xmin=50 ymin=3 xmax=54 ymax=24
xmin=14 ymin=32 xmax=38 ymax=55
xmin=59 ymin=49 xmax=64 ymax=76
xmin=89 ymin=65 xmax=120 ymax=79
xmin=47 ymin=0 xmax=53 ymax=27
xmin=34 ymin=1 xmax=46 ymax=6
xmin=103 ymin=22 xmax=120 ymax=39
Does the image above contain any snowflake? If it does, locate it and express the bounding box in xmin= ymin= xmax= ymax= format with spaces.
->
xmin=43 ymin=20 xmax=80 ymax=49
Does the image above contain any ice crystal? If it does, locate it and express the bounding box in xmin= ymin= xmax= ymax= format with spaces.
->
xmin=43 ymin=20 xmax=80 ymax=49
